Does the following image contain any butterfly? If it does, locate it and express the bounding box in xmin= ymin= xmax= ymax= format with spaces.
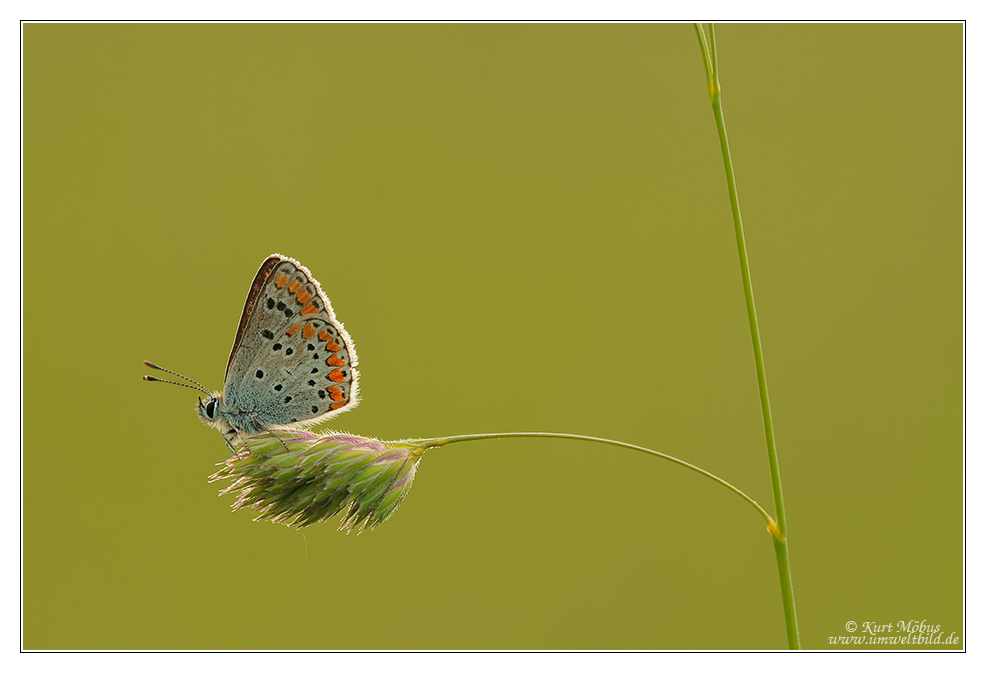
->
xmin=144 ymin=254 xmax=359 ymax=452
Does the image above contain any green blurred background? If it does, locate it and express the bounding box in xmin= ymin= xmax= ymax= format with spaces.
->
xmin=23 ymin=23 xmax=962 ymax=650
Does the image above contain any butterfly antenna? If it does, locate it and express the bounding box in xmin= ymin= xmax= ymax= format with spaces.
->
xmin=142 ymin=361 xmax=212 ymax=395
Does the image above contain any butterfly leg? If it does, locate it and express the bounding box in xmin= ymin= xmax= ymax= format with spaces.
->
xmin=246 ymin=419 xmax=291 ymax=452
xmin=257 ymin=422 xmax=291 ymax=452
xmin=222 ymin=429 xmax=240 ymax=455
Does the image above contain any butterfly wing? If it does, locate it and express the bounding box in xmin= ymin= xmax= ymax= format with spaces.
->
xmin=223 ymin=254 xmax=359 ymax=430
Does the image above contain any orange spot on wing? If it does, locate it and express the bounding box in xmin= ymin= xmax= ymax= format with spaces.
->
xmin=302 ymin=324 xmax=316 ymax=339
xmin=286 ymin=324 xmax=301 ymax=335
xmin=325 ymin=354 xmax=345 ymax=366
xmin=288 ymin=280 xmax=300 ymax=294
xmin=328 ymin=369 xmax=347 ymax=383
xmin=300 ymin=303 xmax=318 ymax=316
xmin=274 ymin=273 xmax=288 ymax=288
xmin=324 ymin=339 xmax=341 ymax=352
xmin=329 ymin=401 xmax=346 ymax=410
xmin=317 ymin=330 xmax=332 ymax=341
xmin=327 ymin=386 xmax=345 ymax=401
xmin=296 ymin=289 xmax=312 ymax=304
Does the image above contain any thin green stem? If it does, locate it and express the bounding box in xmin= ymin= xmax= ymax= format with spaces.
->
xmin=694 ymin=23 xmax=714 ymax=97
xmin=412 ymin=431 xmax=776 ymax=529
xmin=695 ymin=23 xmax=800 ymax=649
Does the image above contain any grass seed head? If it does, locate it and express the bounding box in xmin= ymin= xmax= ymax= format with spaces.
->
xmin=209 ymin=430 xmax=423 ymax=534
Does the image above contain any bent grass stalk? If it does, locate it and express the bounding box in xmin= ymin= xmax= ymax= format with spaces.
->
xmin=211 ymin=430 xmax=778 ymax=537
xmin=413 ymin=432 xmax=779 ymax=535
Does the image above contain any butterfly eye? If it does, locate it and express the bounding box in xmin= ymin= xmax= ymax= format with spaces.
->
xmin=205 ymin=398 xmax=217 ymax=419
